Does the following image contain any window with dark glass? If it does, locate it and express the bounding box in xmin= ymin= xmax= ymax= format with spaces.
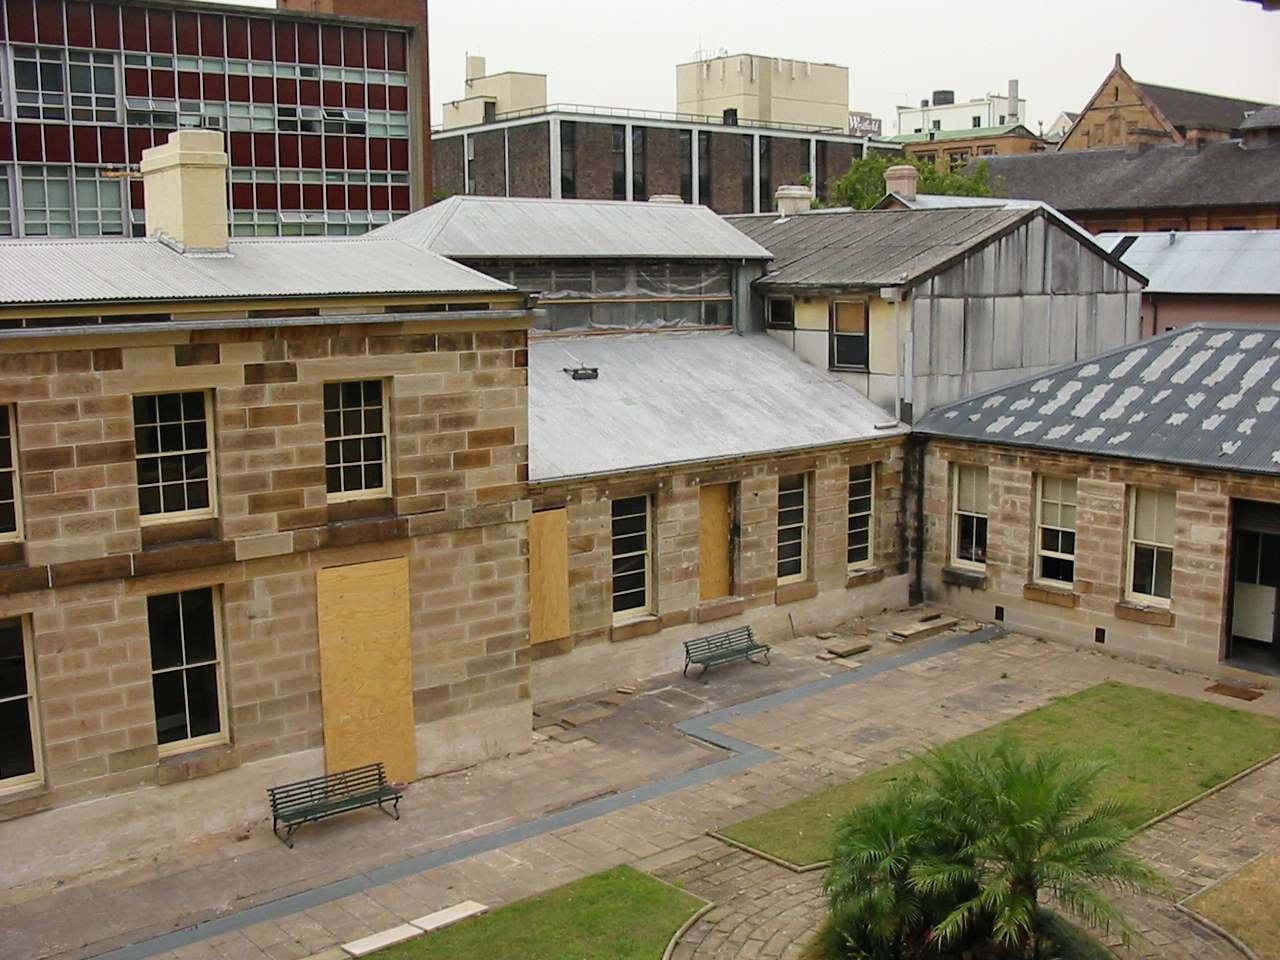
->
xmin=757 ymin=137 xmax=772 ymax=214
xmin=815 ymin=140 xmax=829 ymax=202
xmin=612 ymin=125 xmax=627 ymax=200
xmin=777 ymin=474 xmax=808 ymax=582
xmin=133 ymin=392 xmax=213 ymax=518
xmin=679 ymin=130 xmax=693 ymax=203
xmin=766 ymin=296 xmax=794 ymax=330
xmin=560 ymin=120 xmax=577 ymax=198
xmin=0 ymin=407 xmax=19 ymax=538
xmin=952 ymin=465 xmax=988 ymax=568
xmin=1037 ymin=477 xmax=1077 ymax=584
xmin=68 ymin=50 xmax=118 ymax=122
xmin=0 ymin=619 xmax=40 ymax=789
xmin=148 ymin=589 xmax=224 ymax=750
xmin=13 ymin=46 xmax=68 ymax=121
xmin=611 ymin=496 xmax=651 ymax=617
xmin=324 ymin=380 xmax=387 ymax=497
xmin=698 ymin=131 xmax=712 ymax=205
xmin=742 ymin=136 xmax=754 ymax=212
xmin=631 ymin=127 xmax=648 ymax=201
xmin=848 ymin=464 xmax=874 ymax=568
xmin=1129 ymin=488 xmax=1175 ymax=602
xmin=831 ymin=300 xmax=869 ymax=369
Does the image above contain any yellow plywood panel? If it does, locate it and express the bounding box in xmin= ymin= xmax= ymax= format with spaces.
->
xmin=699 ymin=484 xmax=734 ymax=601
xmin=529 ymin=509 xmax=570 ymax=644
xmin=794 ymin=296 xmax=831 ymax=332
xmin=869 ymin=298 xmax=899 ymax=375
xmin=316 ymin=557 xmax=417 ymax=784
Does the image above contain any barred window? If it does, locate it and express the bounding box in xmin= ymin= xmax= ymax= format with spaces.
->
xmin=0 ymin=407 xmax=20 ymax=538
xmin=1037 ymin=476 xmax=1077 ymax=584
xmin=147 ymin=589 xmax=225 ymax=752
xmin=0 ymin=619 xmax=41 ymax=791
xmin=952 ymin=464 xmax=988 ymax=568
xmin=848 ymin=464 xmax=874 ymax=568
xmin=133 ymin=392 xmax=213 ymax=518
xmin=611 ymin=496 xmax=651 ymax=617
xmin=777 ymin=474 xmax=809 ymax=582
xmin=324 ymin=381 xmax=387 ymax=497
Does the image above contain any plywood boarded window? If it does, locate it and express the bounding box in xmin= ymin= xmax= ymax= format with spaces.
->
xmin=777 ymin=474 xmax=809 ymax=584
xmin=529 ymin=509 xmax=570 ymax=644
xmin=611 ymin=495 xmax=652 ymax=619
xmin=699 ymin=483 xmax=735 ymax=602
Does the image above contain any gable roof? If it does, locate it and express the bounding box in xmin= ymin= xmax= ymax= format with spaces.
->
xmin=373 ymin=195 xmax=773 ymax=261
xmin=1140 ymin=82 xmax=1275 ymax=134
xmin=529 ymin=330 xmax=905 ymax=482
xmin=1242 ymin=105 xmax=1280 ymax=130
xmin=726 ymin=206 xmax=1030 ymax=289
xmin=1097 ymin=230 xmax=1280 ymax=296
xmin=915 ymin=324 xmax=1280 ymax=478
xmin=977 ymin=140 xmax=1280 ymax=211
xmin=883 ymin=124 xmax=1041 ymax=144
xmin=0 ymin=235 xmax=512 ymax=307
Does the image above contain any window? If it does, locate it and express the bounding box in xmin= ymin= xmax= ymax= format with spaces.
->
xmin=133 ymin=392 xmax=213 ymax=519
xmin=611 ymin=125 xmax=627 ymax=200
xmin=13 ymin=46 xmax=68 ymax=121
xmin=0 ymin=174 xmax=11 ymax=236
xmin=1129 ymin=488 xmax=1175 ymax=602
xmin=0 ymin=619 xmax=41 ymax=793
xmin=324 ymin=381 xmax=387 ymax=498
xmin=948 ymin=151 xmax=969 ymax=171
xmin=1037 ymin=476 xmax=1076 ymax=584
xmin=560 ymin=120 xmax=577 ymax=199
xmin=757 ymin=137 xmax=771 ymax=214
xmin=777 ymin=473 xmax=808 ymax=582
xmin=74 ymin=170 xmax=125 ymax=236
xmin=611 ymin=495 xmax=651 ymax=618
xmin=972 ymin=116 xmax=981 ymax=128
xmin=68 ymin=51 xmax=119 ymax=123
xmin=20 ymin=166 xmax=73 ymax=237
xmin=0 ymin=407 xmax=21 ymax=539
xmin=952 ymin=464 xmax=988 ymax=568
xmin=632 ymin=127 xmax=647 ymax=201
xmin=679 ymin=130 xmax=693 ymax=204
xmin=766 ymin=296 xmax=795 ymax=330
xmin=831 ymin=300 xmax=869 ymax=369
xmin=742 ymin=136 xmax=754 ymax=212
xmin=147 ymin=588 xmax=226 ymax=754
xmin=848 ymin=464 xmax=875 ymax=568
xmin=931 ymin=119 xmax=941 ymax=130
xmin=698 ymin=131 xmax=712 ymax=204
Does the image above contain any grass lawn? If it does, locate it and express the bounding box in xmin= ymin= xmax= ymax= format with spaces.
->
xmin=721 ymin=681 xmax=1280 ymax=867
xmin=1190 ymin=850 xmax=1280 ymax=959
xmin=372 ymin=866 xmax=703 ymax=960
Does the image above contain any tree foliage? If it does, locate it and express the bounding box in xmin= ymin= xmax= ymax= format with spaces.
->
xmin=822 ymin=155 xmax=997 ymax=211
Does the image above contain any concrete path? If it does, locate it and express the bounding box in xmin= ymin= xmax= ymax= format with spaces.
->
xmin=7 ymin=621 xmax=1280 ymax=960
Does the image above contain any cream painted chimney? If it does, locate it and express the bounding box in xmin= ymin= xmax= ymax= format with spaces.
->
xmin=884 ymin=164 xmax=919 ymax=201
xmin=774 ymin=184 xmax=812 ymax=217
xmin=465 ymin=54 xmax=486 ymax=83
xmin=140 ymin=130 xmax=229 ymax=252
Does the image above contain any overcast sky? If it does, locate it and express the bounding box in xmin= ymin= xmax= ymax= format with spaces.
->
xmin=219 ymin=0 xmax=1279 ymax=135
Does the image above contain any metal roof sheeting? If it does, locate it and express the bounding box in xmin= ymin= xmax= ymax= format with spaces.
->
xmin=728 ymin=206 xmax=1032 ymax=288
xmin=915 ymin=324 xmax=1280 ymax=478
xmin=529 ymin=331 xmax=906 ymax=482
xmin=373 ymin=195 xmax=774 ymax=260
xmin=1097 ymin=230 xmax=1280 ymax=296
xmin=0 ymin=236 xmax=513 ymax=306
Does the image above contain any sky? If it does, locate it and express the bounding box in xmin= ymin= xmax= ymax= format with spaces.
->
xmin=215 ymin=0 xmax=1279 ymax=136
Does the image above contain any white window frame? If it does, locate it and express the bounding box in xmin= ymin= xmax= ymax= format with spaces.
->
xmin=1127 ymin=487 xmax=1176 ymax=605
xmin=847 ymin=462 xmax=875 ymax=570
xmin=0 ymin=617 xmax=43 ymax=796
xmin=951 ymin=464 xmax=989 ymax=571
xmin=0 ymin=405 xmax=23 ymax=542
xmin=324 ymin=380 xmax=391 ymax=503
xmin=777 ymin=473 xmax=809 ymax=584
xmin=149 ymin=587 xmax=230 ymax=759
xmin=1035 ymin=475 xmax=1077 ymax=586
xmin=133 ymin=391 xmax=217 ymax=526
xmin=611 ymin=494 xmax=653 ymax=623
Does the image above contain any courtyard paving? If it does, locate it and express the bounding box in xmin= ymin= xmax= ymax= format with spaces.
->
xmin=6 ymin=614 xmax=1280 ymax=960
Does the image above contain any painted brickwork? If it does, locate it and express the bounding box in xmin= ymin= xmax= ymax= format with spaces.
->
xmin=922 ymin=439 xmax=1271 ymax=671
xmin=0 ymin=318 xmax=532 ymax=821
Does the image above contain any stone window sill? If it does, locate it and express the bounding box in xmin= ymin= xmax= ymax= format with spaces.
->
xmin=846 ymin=567 xmax=885 ymax=590
xmin=697 ymin=597 xmax=745 ymax=623
xmin=1114 ymin=600 xmax=1176 ymax=628
xmin=156 ymin=742 xmax=239 ymax=785
xmin=610 ymin=613 xmax=661 ymax=643
xmin=775 ymin=580 xmax=819 ymax=606
xmin=942 ymin=566 xmax=987 ymax=590
xmin=1023 ymin=582 xmax=1079 ymax=609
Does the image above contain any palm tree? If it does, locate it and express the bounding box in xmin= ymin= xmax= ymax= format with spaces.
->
xmin=909 ymin=739 xmax=1165 ymax=959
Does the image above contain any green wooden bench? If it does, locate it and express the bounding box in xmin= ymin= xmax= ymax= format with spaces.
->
xmin=267 ymin=761 xmax=402 ymax=848
xmin=683 ymin=625 xmax=770 ymax=681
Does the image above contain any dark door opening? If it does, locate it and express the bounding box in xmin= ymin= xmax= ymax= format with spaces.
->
xmin=1228 ymin=500 xmax=1280 ymax=674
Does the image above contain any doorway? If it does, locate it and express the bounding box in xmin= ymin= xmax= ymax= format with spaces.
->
xmin=1228 ymin=501 xmax=1280 ymax=674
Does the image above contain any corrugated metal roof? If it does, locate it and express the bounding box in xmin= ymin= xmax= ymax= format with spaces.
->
xmin=0 ymin=236 xmax=513 ymax=306
xmin=1097 ymin=230 xmax=1280 ymax=296
xmin=915 ymin=323 xmax=1280 ymax=478
xmin=373 ymin=195 xmax=774 ymax=260
xmin=727 ymin=206 xmax=1033 ymax=288
xmin=883 ymin=124 xmax=1037 ymax=144
xmin=529 ymin=331 xmax=906 ymax=482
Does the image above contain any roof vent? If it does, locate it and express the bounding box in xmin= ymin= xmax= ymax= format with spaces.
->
xmin=563 ymin=365 xmax=598 ymax=381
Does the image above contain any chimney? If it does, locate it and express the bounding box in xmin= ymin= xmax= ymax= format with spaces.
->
xmin=884 ymin=164 xmax=919 ymax=201
xmin=140 ymin=130 xmax=229 ymax=252
xmin=465 ymin=54 xmax=486 ymax=83
xmin=774 ymin=184 xmax=812 ymax=217
xmin=1007 ymin=79 xmax=1019 ymax=124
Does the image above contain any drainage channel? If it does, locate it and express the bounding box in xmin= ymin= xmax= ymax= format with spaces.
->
xmin=91 ymin=626 xmax=1002 ymax=960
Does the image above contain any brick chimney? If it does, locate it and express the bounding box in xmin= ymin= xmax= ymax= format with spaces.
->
xmin=140 ymin=130 xmax=229 ymax=252
xmin=884 ymin=164 xmax=919 ymax=201
xmin=774 ymin=184 xmax=812 ymax=216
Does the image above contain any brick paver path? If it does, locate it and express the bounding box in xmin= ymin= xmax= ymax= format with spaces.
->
xmin=10 ymin=628 xmax=1280 ymax=960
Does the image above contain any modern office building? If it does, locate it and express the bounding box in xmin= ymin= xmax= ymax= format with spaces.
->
xmin=0 ymin=0 xmax=431 ymax=239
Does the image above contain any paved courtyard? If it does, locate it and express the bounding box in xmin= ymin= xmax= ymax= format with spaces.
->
xmin=6 ymin=614 xmax=1280 ymax=960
